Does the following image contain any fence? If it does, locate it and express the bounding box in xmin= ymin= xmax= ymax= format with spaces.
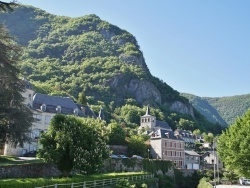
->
xmin=35 ymin=174 xmax=154 ymax=188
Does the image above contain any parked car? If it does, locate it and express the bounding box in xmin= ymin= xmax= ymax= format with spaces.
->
xmin=239 ymin=177 xmax=250 ymax=185
xmin=131 ymin=155 xmax=143 ymax=159
xmin=117 ymin=155 xmax=128 ymax=159
xmin=110 ymin=154 xmax=118 ymax=159
xmin=23 ymin=150 xmax=37 ymax=157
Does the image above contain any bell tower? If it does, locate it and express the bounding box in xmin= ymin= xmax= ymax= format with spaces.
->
xmin=139 ymin=106 xmax=156 ymax=131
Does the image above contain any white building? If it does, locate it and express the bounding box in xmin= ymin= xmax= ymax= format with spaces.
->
xmin=4 ymin=80 xmax=99 ymax=156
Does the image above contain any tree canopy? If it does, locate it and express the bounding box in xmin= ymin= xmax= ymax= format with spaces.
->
xmin=217 ymin=110 xmax=250 ymax=177
xmin=0 ymin=1 xmax=17 ymax=11
xmin=38 ymin=114 xmax=109 ymax=176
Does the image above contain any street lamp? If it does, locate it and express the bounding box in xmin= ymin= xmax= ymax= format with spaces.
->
xmin=147 ymin=149 xmax=150 ymax=159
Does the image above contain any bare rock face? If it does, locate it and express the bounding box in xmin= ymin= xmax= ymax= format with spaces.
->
xmin=100 ymin=29 xmax=115 ymax=39
xmin=170 ymin=101 xmax=195 ymax=118
xmin=108 ymin=75 xmax=161 ymax=106
xmin=119 ymin=54 xmax=150 ymax=73
xmin=126 ymin=79 xmax=161 ymax=105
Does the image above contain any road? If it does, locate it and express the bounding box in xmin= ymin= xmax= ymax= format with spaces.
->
xmin=216 ymin=185 xmax=249 ymax=188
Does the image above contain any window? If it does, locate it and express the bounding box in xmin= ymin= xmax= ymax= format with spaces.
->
xmin=56 ymin=106 xmax=61 ymax=113
xmin=41 ymin=104 xmax=46 ymax=111
xmin=186 ymin=155 xmax=189 ymax=159
xmin=45 ymin=115 xmax=51 ymax=124
xmin=74 ymin=108 xmax=78 ymax=116
xmin=31 ymin=129 xmax=40 ymax=139
xmin=33 ymin=114 xmax=42 ymax=123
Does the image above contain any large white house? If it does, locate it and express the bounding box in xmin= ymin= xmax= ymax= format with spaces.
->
xmin=4 ymin=80 xmax=100 ymax=156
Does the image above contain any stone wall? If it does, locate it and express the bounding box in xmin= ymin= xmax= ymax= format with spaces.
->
xmin=0 ymin=159 xmax=143 ymax=179
xmin=0 ymin=160 xmax=195 ymax=179
xmin=0 ymin=163 xmax=60 ymax=178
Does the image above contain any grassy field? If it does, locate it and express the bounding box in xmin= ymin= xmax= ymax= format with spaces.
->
xmin=0 ymin=156 xmax=152 ymax=188
xmin=0 ymin=172 xmax=151 ymax=188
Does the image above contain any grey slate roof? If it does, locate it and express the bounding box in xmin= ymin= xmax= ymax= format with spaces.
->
xmin=185 ymin=150 xmax=200 ymax=156
xmin=175 ymin=129 xmax=195 ymax=139
xmin=76 ymin=104 xmax=97 ymax=118
xmin=151 ymin=129 xmax=184 ymax=141
xmin=22 ymin=78 xmax=33 ymax=90
xmin=155 ymin=120 xmax=172 ymax=131
xmin=32 ymin=93 xmax=95 ymax=117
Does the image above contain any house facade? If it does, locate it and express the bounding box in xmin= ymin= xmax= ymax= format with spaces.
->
xmin=150 ymin=129 xmax=185 ymax=168
xmin=174 ymin=129 xmax=196 ymax=149
xmin=139 ymin=106 xmax=185 ymax=168
xmin=202 ymin=151 xmax=223 ymax=169
xmin=184 ymin=150 xmax=200 ymax=169
xmin=4 ymin=81 xmax=99 ymax=156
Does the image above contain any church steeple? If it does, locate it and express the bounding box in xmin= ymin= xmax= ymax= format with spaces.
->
xmin=98 ymin=107 xmax=105 ymax=120
xmin=145 ymin=106 xmax=150 ymax=115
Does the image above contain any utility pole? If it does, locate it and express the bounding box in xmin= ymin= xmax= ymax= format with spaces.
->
xmin=213 ymin=141 xmax=216 ymax=188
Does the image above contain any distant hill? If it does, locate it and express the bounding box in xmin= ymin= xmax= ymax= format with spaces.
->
xmin=0 ymin=5 xmax=223 ymax=133
xmin=181 ymin=93 xmax=250 ymax=126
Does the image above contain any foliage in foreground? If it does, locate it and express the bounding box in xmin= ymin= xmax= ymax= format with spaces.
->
xmin=217 ymin=109 xmax=250 ymax=177
xmin=197 ymin=177 xmax=213 ymax=188
xmin=38 ymin=114 xmax=109 ymax=177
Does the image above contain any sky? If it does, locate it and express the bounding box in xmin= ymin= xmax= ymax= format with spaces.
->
xmin=16 ymin=0 xmax=250 ymax=97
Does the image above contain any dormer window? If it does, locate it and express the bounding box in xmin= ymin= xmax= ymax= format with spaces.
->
xmin=41 ymin=104 xmax=46 ymax=112
xmin=56 ymin=106 xmax=61 ymax=113
xmin=73 ymin=108 xmax=78 ymax=116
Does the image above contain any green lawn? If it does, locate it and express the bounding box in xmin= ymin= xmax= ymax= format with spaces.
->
xmin=0 ymin=172 xmax=151 ymax=188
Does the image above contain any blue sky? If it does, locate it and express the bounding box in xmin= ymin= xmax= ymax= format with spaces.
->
xmin=17 ymin=0 xmax=250 ymax=97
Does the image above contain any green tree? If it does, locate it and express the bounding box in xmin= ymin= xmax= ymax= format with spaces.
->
xmin=217 ymin=110 xmax=250 ymax=177
xmin=127 ymin=135 xmax=147 ymax=157
xmin=38 ymin=114 xmax=109 ymax=176
xmin=223 ymin=170 xmax=238 ymax=185
xmin=0 ymin=24 xmax=33 ymax=148
xmin=203 ymin=132 xmax=214 ymax=148
xmin=107 ymin=121 xmax=126 ymax=145
xmin=0 ymin=1 xmax=17 ymax=11
xmin=193 ymin=129 xmax=201 ymax=139
xmin=78 ymin=90 xmax=87 ymax=105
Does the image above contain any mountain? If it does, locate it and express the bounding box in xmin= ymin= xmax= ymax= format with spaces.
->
xmin=0 ymin=5 xmax=223 ymax=133
xmin=181 ymin=93 xmax=250 ymax=126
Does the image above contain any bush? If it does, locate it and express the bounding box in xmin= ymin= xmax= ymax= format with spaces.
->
xmin=197 ymin=177 xmax=213 ymax=188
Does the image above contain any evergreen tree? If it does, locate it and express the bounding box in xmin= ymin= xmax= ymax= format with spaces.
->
xmin=0 ymin=24 xmax=33 ymax=148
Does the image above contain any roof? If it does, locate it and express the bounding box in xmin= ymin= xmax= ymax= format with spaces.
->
xmin=76 ymin=104 xmax=97 ymax=118
xmin=151 ymin=129 xmax=184 ymax=141
xmin=175 ymin=129 xmax=195 ymax=138
xmin=32 ymin=93 xmax=86 ymax=117
xmin=141 ymin=106 xmax=153 ymax=117
xmin=155 ymin=120 xmax=172 ymax=131
xmin=22 ymin=78 xmax=33 ymax=90
xmin=185 ymin=150 xmax=200 ymax=156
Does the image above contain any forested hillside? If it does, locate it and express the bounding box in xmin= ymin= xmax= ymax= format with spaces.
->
xmin=182 ymin=93 xmax=250 ymax=126
xmin=0 ymin=5 xmax=223 ymax=134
